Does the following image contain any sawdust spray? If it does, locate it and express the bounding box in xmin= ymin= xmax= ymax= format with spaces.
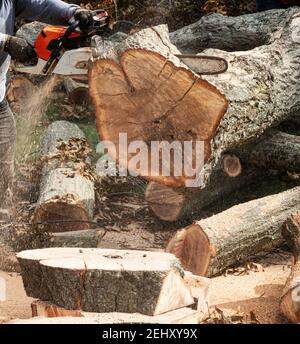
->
xmin=15 ymin=75 xmax=58 ymax=162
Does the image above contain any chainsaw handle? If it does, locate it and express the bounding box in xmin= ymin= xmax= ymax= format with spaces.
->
xmin=64 ymin=19 xmax=80 ymax=39
xmin=65 ymin=9 xmax=108 ymax=38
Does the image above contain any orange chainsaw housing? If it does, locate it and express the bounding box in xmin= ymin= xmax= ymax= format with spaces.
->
xmin=34 ymin=26 xmax=80 ymax=61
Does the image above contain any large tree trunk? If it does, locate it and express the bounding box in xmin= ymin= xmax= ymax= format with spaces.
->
xmin=167 ymin=186 xmax=300 ymax=277
xmin=170 ymin=8 xmax=299 ymax=53
xmin=17 ymin=248 xmax=194 ymax=316
xmin=33 ymin=121 xmax=95 ymax=232
xmin=90 ymin=9 xmax=300 ymax=190
xmin=90 ymin=25 xmax=228 ymax=188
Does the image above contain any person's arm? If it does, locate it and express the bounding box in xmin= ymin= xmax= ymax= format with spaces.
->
xmin=15 ymin=0 xmax=79 ymax=25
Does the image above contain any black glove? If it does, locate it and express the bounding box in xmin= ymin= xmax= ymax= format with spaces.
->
xmin=74 ymin=9 xmax=94 ymax=34
xmin=4 ymin=36 xmax=37 ymax=63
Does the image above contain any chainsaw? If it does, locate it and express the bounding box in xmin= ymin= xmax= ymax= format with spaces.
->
xmin=13 ymin=10 xmax=228 ymax=77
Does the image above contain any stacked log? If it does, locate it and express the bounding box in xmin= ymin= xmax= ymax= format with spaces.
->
xmin=33 ymin=121 xmax=95 ymax=232
xmin=167 ymin=187 xmax=300 ymax=277
xmin=88 ymin=10 xmax=300 ymax=226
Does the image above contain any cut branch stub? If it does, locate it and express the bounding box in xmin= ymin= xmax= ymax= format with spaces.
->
xmin=89 ymin=48 xmax=228 ymax=187
xmin=222 ymin=154 xmax=242 ymax=177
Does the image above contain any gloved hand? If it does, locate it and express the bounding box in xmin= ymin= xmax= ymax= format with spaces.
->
xmin=4 ymin=36 xmax=37 ymax=63
xmin=74 ymin=8 xmax=94 ymax=34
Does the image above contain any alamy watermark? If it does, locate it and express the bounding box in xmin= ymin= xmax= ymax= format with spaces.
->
xmin=96 ymin=133 xmax=205 ymax=188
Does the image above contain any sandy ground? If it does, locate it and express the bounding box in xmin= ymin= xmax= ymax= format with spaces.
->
xmin=0 ymin=252 xmax=292 ymax=324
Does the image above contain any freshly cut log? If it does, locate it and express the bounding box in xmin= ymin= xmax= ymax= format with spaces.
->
xmin=146 ymin=164 xmax=258 ymax=222
xmin=167 ymin=186 xmax=300 ymax=277
xmin=33 ymin=121 xmax=95 ymax=232
xmin=91 ymin=15 xmax=300 ymax=189
xmin=90 ymin=25 xmax=228 ymax=188
xmin=280 ymin=257 xmax=300 ymax=324
xmin=63 ymin=78 xmax=90 ymax=107
xmin=17 ymin=248 xmax=194 ymax=316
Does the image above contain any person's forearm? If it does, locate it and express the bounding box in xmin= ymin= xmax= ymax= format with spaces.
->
xmin=15 ymin=0 xmax=79 ymax=26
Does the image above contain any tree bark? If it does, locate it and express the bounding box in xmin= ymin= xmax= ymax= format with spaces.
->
xmin=48 ymin=230 xmax=101 ymax=248
xmin=236 ymin=130 xmax=300 ymax=173
xmin=16 ymin=21 xmax=46 ymax=46
xmin=30 ymin=273 xmax=210 ymax=323
xmin=170 ymin=8 xmax=299 ymax=53
xmin=63 ymin=78 xmax=91 ymax=107
xmin=90 ymin=12 xmax=300 ymax=189
xmin=146 ymin=128 xmax=299 ymax=222
xmin=17 ymin=248 xmax=194 ymax=316
xmin=167 ymin=186 xmax=300 ymax=277
xmin=33 ymin=121 xmax=95 ymax=232
xmin=146 ymin=163 xmax=258 ymax=222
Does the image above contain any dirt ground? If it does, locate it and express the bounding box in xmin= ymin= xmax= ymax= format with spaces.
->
xmin=0 ymin=251 xmax=291 ymax=324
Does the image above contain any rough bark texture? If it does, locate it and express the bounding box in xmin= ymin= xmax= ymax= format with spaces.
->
xmin=33 ymin=121 xmax=95 ymax=232
xmin=91 ymin=11 xmax=300 ymax=189
xmin=30 ymin=273 xmax=210 ymax=323
xmin=17 ymin=248 xmax=194 ymax=316
xmin=16 ymin=21 xmax=46 ymax=46
xmin=245 ymin=130 xmax=300 ymax=173
xmin=167 ymin=186 xmax=300 ymax=277
xmin=146 ymin=162 xmax=258 ymax=222
xmin=146 ymin=128 xmax=300 ymax=222
xmin=170 ymin=9 xmax=299 ymax=53
xmin=63 ymin=78 xmax=91 ymax=107
xmin=48 ymin=230 xmax=101 ymax=248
